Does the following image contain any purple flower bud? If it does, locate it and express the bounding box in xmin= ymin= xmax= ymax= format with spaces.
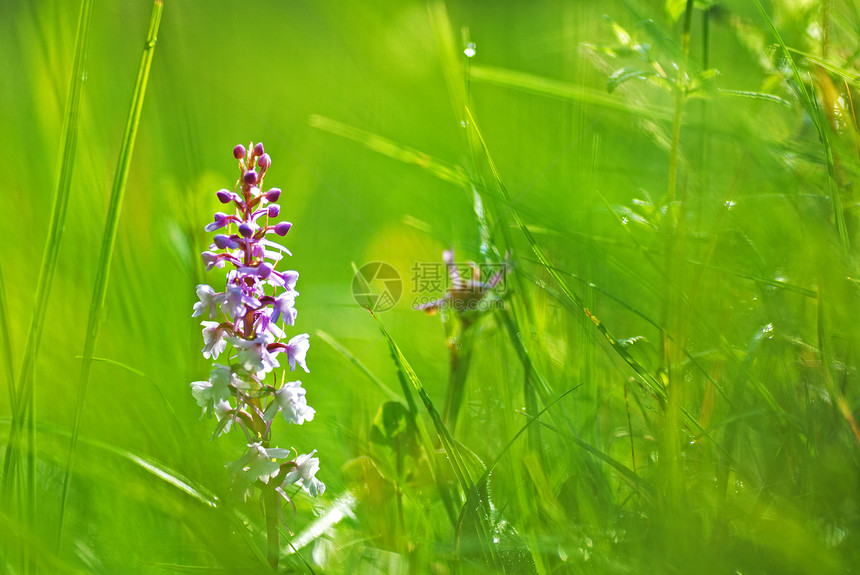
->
xmin=266 ymin=188 xmax=281 ymax=202
xmin=239 ymin=223 xmax=254 ymax=238
xmin=273 ymin=221 xmax=292 ymax=236
xmin=216 ymin=189 xmax=233 ymax=204
xmin=205 ymin=212 xmax=233 ymax=232
xmin=268 ymin=204 xmax=280 ymax=218
xmin=254 ymin=142 xmax=265 ymax=157
xmin=243 ymin=171 xmax=258 ymax=185
xmin=213 ymin=234 xmax=237 ymax=249
xmin=258 ymin=153 xmax=271 ymax=170
xmin=233 ymin=145 xmax=246 ymax=159
xmin=258 ymin=262 xmax=274 ymax=279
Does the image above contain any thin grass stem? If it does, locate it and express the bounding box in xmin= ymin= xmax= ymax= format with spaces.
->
xmin=1 ymin=2 xmax=95 ymax=570
xmin=56 ymin=0 xmax=163 ymax=551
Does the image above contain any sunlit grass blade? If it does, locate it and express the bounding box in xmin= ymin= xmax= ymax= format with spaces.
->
xmin=714 ymin=88 xmax=792 ymax=106
xmin=316 ymin=330 xmax=399 ymax=401
xmin=56 ymin=0 xmax=164 ymax=550
xmin=1 ymin=0 xmax=96 ymax=564
xmin=372 ymin=311 xmax=470 ymax=488
xmin=285 ymin=492 xmax=357 ymax=555
xmin=528 ymin=266 xmax=731 ymax=402
xmin=427 ymin=0 xmax=467 ymax=124
xmin=529 ymin=416 xmax=656 ymax=504
xmin=817 ymin=288 xmax=860 ymax=445
xmin=308 ymin=114 xmax=468 ymax=187
xmin=370 ymin=309 xmax=500 ymax=566
xmin=785 ymin=48 xmax=860 ymax=88
xmin=0 ymin=510 xmax=88 ymax=575
xmin=470 ymin=64 xmax=673 ymax=121
xmin=464 ymin=107 xmax=669 ymax=402
xmin=71 ymin=355 xmax=147 ymax=378
xmin=0 ymin=263 xmax=15 ymax=408
xmin=752 ymin=0 xmax=849 ymax=249
xmin=493 ymin=307 xmax=554 ymax=450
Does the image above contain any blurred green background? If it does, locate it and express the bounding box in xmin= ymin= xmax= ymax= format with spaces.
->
xmin=2 ymin=0 xmax=860 ymax=573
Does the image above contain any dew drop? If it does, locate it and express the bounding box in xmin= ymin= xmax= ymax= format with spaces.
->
xmin=464 ymin=42 xmax=477 ymax=58
xmin=725 ymin=200 xmax=736 ymax=210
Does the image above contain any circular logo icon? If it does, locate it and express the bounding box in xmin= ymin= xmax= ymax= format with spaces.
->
xmin=352 ymin=262 xmax=402 ymax=312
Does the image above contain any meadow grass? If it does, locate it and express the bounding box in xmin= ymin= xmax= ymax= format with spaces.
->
xmin=2 ymin=1 xmax=860 ymax=574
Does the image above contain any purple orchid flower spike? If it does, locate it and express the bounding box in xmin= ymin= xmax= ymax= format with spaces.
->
xmin=188 ymin=142 xmax=324 ymax=569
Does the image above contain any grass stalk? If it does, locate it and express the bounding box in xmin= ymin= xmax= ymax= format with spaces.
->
xmin=752 ymin=0 xmax=849 ymax=249
xmin=56 ymin=0 xmax=163 ymax=551
xmin=0 ymin=264 xmax=15 ymax=409
xmin=443 ymin=322 xmax=475 ymax=434
xmin=660 ymin=0 xmax=694 ymax=523
xmin=263 ymin=486 xmax=280 ymax=569
xmin=370 ymin=311 xmax=502 ymax=568
xmin=1 ymin=1 xmax=95 ymax=569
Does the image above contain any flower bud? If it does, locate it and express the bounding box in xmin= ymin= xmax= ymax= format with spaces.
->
xmin=243 ymin=171 xmax=258 ymax=185
xmin=205 ymin=212 xmax=232 ymax=232
xmin=258 ymin=153 xmax=271 ymax=171
xmin=266 ymin=188 xmax=281 ymax=202
xmin=268 ymin=204 xmax=280 ymax=218
xmin=273 ymin=221 xmax=292 ymax=236
xmin=213 ymin=234 xmax=236 ymax=249
xmin=233 ymin=145 xmax=246 ymax=159
xmin=216 ymin=189 xmax=233 ymax=204
xmin=239 ymin=223 xmax=254 ymax=238
xmin=254 ymin=142 xmax=265 ymax=157
xmin=257 ymin=262 xmax=274 ymax=279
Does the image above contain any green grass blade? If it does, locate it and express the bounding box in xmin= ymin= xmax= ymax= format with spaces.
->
xmin=369 ymin=308 xmax=505 ymax=558
xmin=71 ymin=355 xmax=147 ymax=378
xmin=462 ymin=106 xmax=722 ymax=445
xmin=316 ymin=330 xmax=400 ymax=401
xmin=464 ymin=107 xmax=666 ymax=401
xmin=427 ymin=0 xmax=467 ymax=125
xmin=752 ymin=0 xmax=849 ymax=250
xmin=785 ymin=48 xmax=860 ymax=88
xmin=370 ymin=310 xmax=471 ymax=491
xmin=0 ymin=263 xmax=15 ymax=409
xmin=1 ymin=0 xmax=96 ymax=562
xmin=309 ymin=114 xmax=468 ymax=187
xmin=530 ymin=416 xmax=656 ymax=503
xmin=715 ymin=88 xmax=793 ymax=106
xmin=56 ymin=0 xmax=164 ymax=550
xmin=470 ymin=64 xmax=674 ymax=121
xmin=0 ymin=510 xmax=88 ymax=575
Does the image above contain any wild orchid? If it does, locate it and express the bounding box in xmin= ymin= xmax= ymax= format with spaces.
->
xmin=190 ymin=142 xmax=323 ymax=567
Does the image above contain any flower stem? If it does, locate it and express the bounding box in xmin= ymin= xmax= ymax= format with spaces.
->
xmin=443 ymin=321 xmax=475 ymax=433
xmin=264 ymin=485 xmax=280 ymax=569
